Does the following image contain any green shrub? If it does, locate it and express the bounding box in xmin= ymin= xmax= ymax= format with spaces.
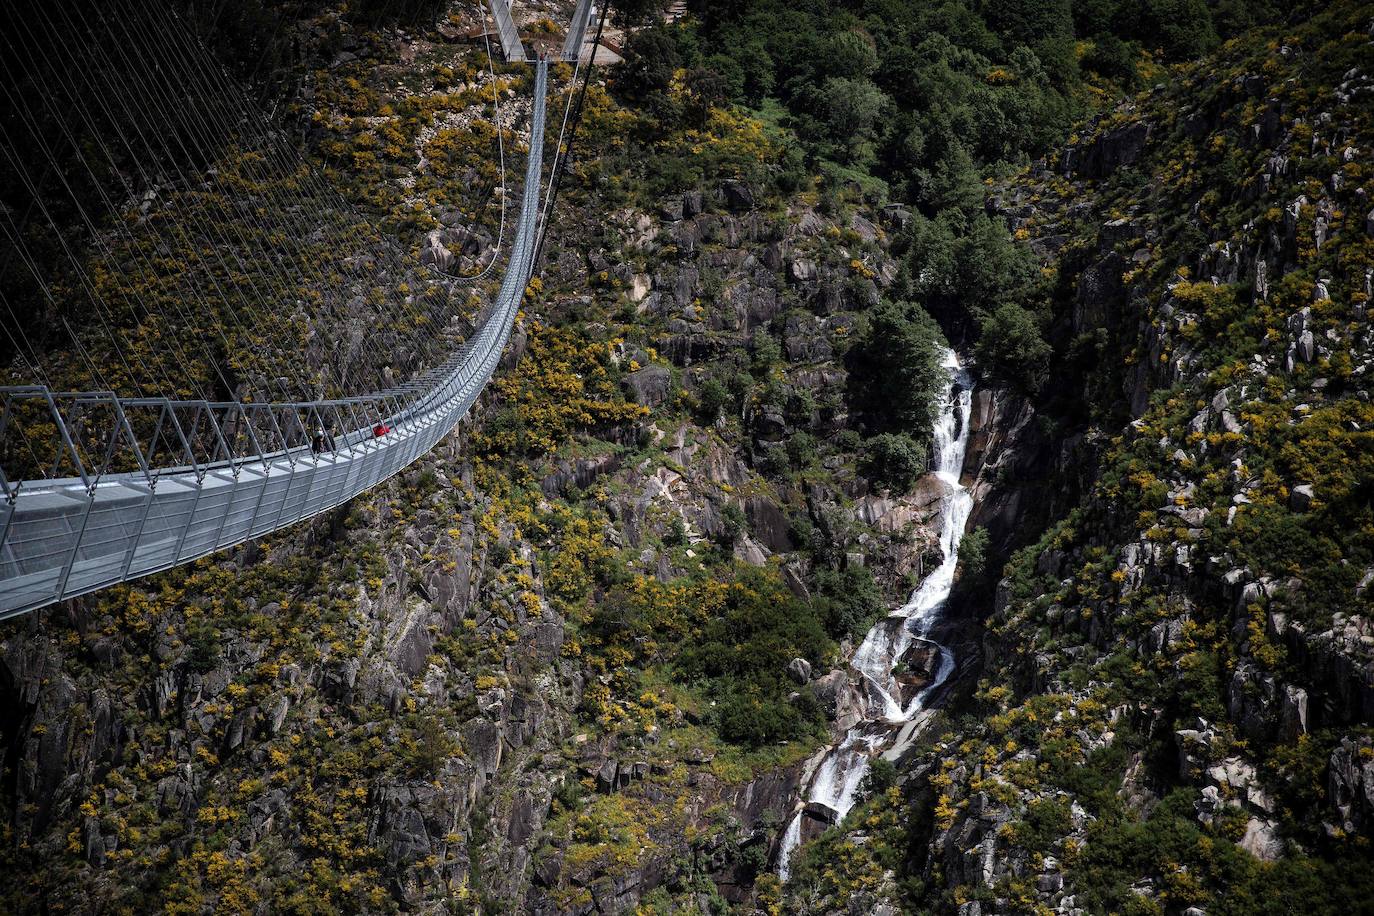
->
xmin=974 ymin=302 xmax=1052 ymax=391
xmin=812 ymin=563 xmax=884 ymax=642
xmin=861 ymin=433 xmax=928 ymax=492
xmin=957 ymin=526 xmax=990 ymax=581
xmin=695 ymin=376 xmax=732 ymax=424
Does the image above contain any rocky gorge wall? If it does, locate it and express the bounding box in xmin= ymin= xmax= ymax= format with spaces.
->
xmin=798 ymin=6 xmax=1374 ymax=913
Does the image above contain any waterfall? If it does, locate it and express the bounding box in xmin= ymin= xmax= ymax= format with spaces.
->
xmin=778 ymin=349 xmax=974 ymax=880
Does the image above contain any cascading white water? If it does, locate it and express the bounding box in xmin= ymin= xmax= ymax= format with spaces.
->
xmin=777 ymin=349 xmax=974 ymax=880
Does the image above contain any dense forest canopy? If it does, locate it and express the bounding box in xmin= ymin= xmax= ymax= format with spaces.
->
xmin=612 ymin=0 xmax=1299 ymax=392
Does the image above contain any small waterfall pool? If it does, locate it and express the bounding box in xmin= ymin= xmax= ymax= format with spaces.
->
xmin=777 ymin=349 xmax=974 ymax=879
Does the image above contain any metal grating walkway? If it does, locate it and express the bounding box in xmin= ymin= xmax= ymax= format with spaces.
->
xmin=488 ymin=0 xmax=527 ymax=61
xmin=562 ymin=0 xmax=595 ymax=62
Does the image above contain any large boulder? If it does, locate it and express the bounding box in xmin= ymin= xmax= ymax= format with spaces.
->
xmin=1064 ymin=120 xmax=1152 ymax=179
xmin=720 ymin=179 xmax=756 ymax=211
xmin=621 ymin=366 xmax=672 ymax=407
xmin=788 ymin=258 xmax=818 ymax=283
xmin=812 ymin=669 xmax=867 ymax=732
xmin=419 ymin=231 xmax=453 ymax=270
xmin=1329 ymin=737 xmax=1374 ymax=833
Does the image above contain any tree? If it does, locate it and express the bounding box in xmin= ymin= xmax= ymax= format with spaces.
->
xmin=750 ymin=328 xmax=782 ymax=376
xmin=974 ymin=302 xmax=1052 ymax=390
xmin=725 ymin=42 xmax=776 ymax=104
xmin=683 ymin=66 xmax=732 ymax=126
xmin=703 ymin=52 xmax=746 ymax=101
xmin=1082 ymin=33 xmax=1140 ymax=87
xmin=823 ymin=31 xmax=879 ymax=80
xmin=614 ymin=26 xmax=682 ymax=118
xmin=695 ymin=375 xmax=732 ymax=424
xmin=848 ymin=300 xmax=946 ymax=436
xmin=677 ymin=569 xmax=831 ymax=747
xmin=912 ymin=142 xmax=985 ymax=214
xmin=859 ymin=757 xmax=897 ymax=798
xmin=1147 ymin=0 xmax=1219 ymax=58
xmin=980 ymin=0 xmax=1073 ymax=45
xmin=718 ymin=502 xmax=747 ymax=547
xmin=812 ymin=77 xmax=889 ymax=165
xmin=812 ymin=564 xmax=884 ymax=641
xmin=612 ymin=0 xmax=657 ymax=29
xmin=861 ymin=433 xmax=928 ymax=492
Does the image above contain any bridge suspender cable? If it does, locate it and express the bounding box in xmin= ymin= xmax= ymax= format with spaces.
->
xmin=0 ymin=9 xmax=555 ymax=621
xmin=534 ymin=1 xmax=609 ymax=271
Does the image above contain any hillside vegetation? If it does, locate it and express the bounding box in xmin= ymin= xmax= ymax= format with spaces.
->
xmin=2 ymin=0 xmax=1372 ymax=914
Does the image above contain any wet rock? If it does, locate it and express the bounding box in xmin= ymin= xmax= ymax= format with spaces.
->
xmin=812 ymin=669 xmax=866 ymax=732
xmin=802 ymin=799 xmax=841 ymax=825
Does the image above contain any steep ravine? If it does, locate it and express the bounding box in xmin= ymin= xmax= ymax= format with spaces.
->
xmin=776 ymin=350 xmax=975 ymax=876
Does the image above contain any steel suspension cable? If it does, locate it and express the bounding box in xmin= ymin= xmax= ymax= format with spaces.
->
xmin=9 ymin=8 xmax=267 ymax=404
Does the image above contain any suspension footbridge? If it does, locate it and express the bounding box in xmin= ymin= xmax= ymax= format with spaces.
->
xmin=0 ymin=3 xmax=600 ymax=619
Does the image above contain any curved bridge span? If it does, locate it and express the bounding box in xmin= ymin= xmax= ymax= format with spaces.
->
xmin=0 ymin=62 xmax=550 ymax=621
